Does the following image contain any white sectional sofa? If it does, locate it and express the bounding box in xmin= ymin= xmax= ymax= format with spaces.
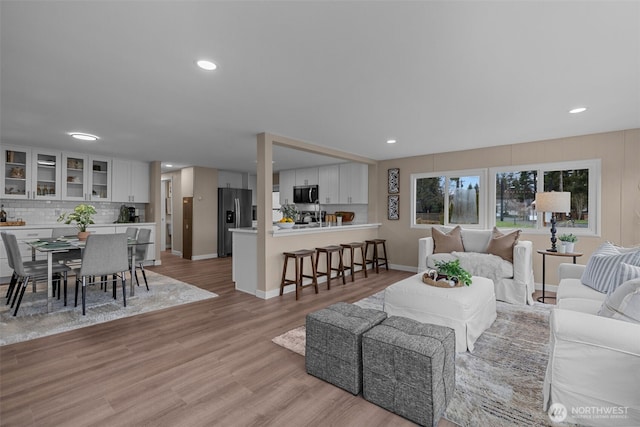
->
xmin=543 ymin=263 xmax=640 ymax=426
xmin=418 ymin=227 xmax=535 ymax=305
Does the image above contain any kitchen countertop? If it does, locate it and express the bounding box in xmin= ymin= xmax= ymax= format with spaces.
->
xmin=231 ymin=222 xmax=381 ymax=236
xmin=0 ymin=222 xmax=156 ymax=230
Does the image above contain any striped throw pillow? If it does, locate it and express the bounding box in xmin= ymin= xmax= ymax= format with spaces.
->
xmin=614 ymin=262 xmax=640 ymax=290
xmin=581 ymin=244 xmax=640 ymax=294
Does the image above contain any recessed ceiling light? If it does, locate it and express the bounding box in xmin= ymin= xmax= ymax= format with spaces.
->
xmin=569 ymin=107 xmax=587 ymax=114
xmin=69 ymin=132 xmax=99 ymax=141
xmin=387 ymin=139 xmax=397 ymax=144
xmin=196 ymin=60 xmax=217 ymax=71
xmin=165 ymin=164 xmax=173 ymax=168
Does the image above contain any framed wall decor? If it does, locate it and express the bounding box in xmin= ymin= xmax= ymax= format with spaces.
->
xmin=388 ymin=195 xmax=399 ymax=220
xmin=388 ymin=168 xmax=400 ymax=194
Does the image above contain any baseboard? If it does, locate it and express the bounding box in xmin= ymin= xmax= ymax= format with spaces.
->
xmin=535 ymin=282 xmax=558 ymax=293
xmin=171 ymin=250 xmax=182 ymax=256
xmin=191 ymin=253 xmax=217 ymax=261
xmin=390 ymin=263 xmax=419 ymax=273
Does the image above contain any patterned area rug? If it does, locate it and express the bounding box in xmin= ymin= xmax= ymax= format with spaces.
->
xmin=272 ymin=291 xmax=554 ymax=427
xmin=1 ymin=270 xmax=218 ymax=346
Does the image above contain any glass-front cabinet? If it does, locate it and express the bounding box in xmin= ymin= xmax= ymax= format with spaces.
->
xmin=2 ymin=146 xmax=61 ymax=200
xmin=62 ymin=153 xmax=111 ymax=201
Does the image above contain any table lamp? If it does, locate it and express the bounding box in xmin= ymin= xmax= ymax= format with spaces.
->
xmin=535 ymin=191 xmax=570 ymax=252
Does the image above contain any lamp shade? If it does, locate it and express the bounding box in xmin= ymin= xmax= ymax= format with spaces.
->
xmin=535 ymin=192 xmax=571 ymax=213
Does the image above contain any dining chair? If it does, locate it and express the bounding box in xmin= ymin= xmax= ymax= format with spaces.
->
xmin=75 ymin=233 xmax=129 ymax=315
xmin=1 ymin=231 xmax=70 ymax=316
xmin=125 ymin=227 xmax=138 ymax=239
xmin=131 ymin=228 xmax=151 ymax=291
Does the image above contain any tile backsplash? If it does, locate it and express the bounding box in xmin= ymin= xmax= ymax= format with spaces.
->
xmin=0 ymin=200 xmax=146 ymax=225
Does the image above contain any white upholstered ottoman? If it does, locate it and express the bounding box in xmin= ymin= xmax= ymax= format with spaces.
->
xmin=383 ymin=274 xmax=496 ymax=352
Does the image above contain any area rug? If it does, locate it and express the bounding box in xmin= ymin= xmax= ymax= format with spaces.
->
xmin=0 ymin=270 xmax=218 ymax=346
xmin=272 ymin=292 xmax=554 ymax=427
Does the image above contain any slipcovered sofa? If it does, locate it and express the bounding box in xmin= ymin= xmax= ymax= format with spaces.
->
xmin=418 ymin=226 xmax=535 ymax=305
xmin=543 ymin=262 xmax=640 ymax=426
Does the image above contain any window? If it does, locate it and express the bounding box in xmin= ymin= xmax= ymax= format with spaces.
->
xmin=412 ymin=170 xmax=486 ymax=227
xmin=411 ymin=160 xmax=600 ymax=236
xmin=490 ymin=160 xmax=600 ymax=235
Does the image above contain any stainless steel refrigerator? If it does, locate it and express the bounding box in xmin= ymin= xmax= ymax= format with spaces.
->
xmin=218 ymin=188 xmax=252 ymax=257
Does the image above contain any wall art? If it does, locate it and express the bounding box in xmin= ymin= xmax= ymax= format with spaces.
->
xmin=388 ymin=168 xmax=400 ymax=194
xmin=388 ymin=195 xmax=399 ymax=220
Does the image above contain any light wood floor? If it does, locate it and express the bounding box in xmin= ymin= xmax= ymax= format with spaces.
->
xmin=1 ymin=252 xmax=552 ymax=426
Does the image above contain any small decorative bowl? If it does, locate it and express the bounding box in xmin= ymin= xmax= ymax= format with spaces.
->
xmin=277 ymin=222 xmax=295 ymax=229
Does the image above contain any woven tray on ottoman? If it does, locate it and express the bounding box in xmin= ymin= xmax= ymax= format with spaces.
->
xmin=362 ymin=316 xmax=456 ymax=427
xmin=305 ymin=302 xmax=387 ymax=395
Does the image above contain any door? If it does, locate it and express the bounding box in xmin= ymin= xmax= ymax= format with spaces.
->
xmin=183 ymin=197 xmax=193 ymax=260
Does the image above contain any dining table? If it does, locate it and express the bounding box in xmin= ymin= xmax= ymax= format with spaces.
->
xmin=26 ymin=236 xmax=152 ymax=312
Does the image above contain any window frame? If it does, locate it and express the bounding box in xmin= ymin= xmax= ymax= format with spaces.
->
xmin=488 ymin=159 xmax=601 ymax=236
xmin=409 ymin=159 xmax=601 ymax=237
xmin=410 ymin=168 xmax=487 ymax=229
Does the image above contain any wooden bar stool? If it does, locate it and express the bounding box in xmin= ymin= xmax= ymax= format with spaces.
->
xmin=340 ymin=242 xmax=368 ymax=282
xmin=315 ymin=245 xmax=346 ymax=289
xmin=365 ymin=239 xmax=389 ymax=274
xmin=280 ymin=249 xmax=318 ymax=300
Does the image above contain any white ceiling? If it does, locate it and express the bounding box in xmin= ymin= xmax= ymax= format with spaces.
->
xmin=1 ymin=1 xmax=639 ymax=174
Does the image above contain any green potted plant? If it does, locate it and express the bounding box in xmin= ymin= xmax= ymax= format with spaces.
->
xmin=434 ymin=259 xmax=472 ymax=286
xmin=558 ymin=233 xmax=577 ymax=253
xmin=278 ymin=204 xmax=299 ymax=221
xmin=57 ymin=203 xmax=97 ymax=240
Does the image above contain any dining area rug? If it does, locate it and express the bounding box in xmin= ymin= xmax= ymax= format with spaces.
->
xmin=0 ymin=270 xmax=218 ymax=346
xmin=272 ymin=292 xmax=554 ymax=427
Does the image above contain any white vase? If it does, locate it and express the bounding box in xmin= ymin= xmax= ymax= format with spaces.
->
xmin=564 ymin=242 xmax=575 ymax=253
xmin=558 ymin=243 xmax=566 ymax=253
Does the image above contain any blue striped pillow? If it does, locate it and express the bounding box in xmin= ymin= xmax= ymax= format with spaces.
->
xmin=614 ymin=263 xmax=640 ymax=292
xmin=581 ymin=244 xmax=640 ymax=294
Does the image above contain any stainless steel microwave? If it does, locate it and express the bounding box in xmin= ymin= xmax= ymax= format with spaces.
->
xmin=293 ymin=185 xmax=319 ymax=204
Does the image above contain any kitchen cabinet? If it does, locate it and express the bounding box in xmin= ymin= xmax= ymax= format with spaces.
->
xmin=218 ymin=171 xmax=243 ymax=189
xmin=62 ymin=154 xmax=111 ymax=201
xmin=295 ymin=168 xmax=318 ymax=186
xmin=248 ymin=174 xmax=257 ymax=205
xmin=318 ymin=165 xmax=340 ymax=204
xmin=2 ymin=146 xmax=62 ymax=200
xmin=339 ymin=163 xmax=368 ymax=204
xmin=279 ymin=169 xmax=296 ymax=205
xmin=112 ymin=159 xmax=150 ymax=203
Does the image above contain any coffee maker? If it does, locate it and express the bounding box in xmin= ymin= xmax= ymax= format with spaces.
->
xmin=128 ymin=206 xmax=137 ymax=223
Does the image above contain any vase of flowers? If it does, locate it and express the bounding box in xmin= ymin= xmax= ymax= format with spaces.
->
xmin=57 ymin=204 xmax=96 ymax=240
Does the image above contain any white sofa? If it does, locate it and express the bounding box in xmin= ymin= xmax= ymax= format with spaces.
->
xmin=543 ymin=263 xmax=640 ymax=426
xmin=418 ymin=228 xmax=535 ymax=305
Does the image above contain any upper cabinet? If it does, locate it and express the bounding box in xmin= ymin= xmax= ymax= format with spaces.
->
xmin=218 ymin=171 xmax=244 ymax=189
xmin=62 ymin=154 xmax=111 ymax=201
xmin=2 ymin=146 xmax=61 ymax=200
xmin=339 ymin=163 xmax=368 ymax=204
xmin=318 ymin=165 xmax=340 ymax=204
xmin=279 ymin=169 xmax=295 ymax=205
xmin=112 ymin=159 xmax=149 ymax=203
xmin=295 ymin=168 xmax=318 ymax=186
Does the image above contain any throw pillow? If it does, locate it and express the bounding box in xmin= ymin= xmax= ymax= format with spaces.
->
xmin=432 ymin=225 xmax=464 ymax=254
xmin=581 ymin=244 xmax=640 ymax=294
xmin=614 ymin=262 xmax=640 ymax=289
xmin=597 ymin=277 xmax=640 ymax=324
xmin=485 ymin=227 xmax=520 ymax=263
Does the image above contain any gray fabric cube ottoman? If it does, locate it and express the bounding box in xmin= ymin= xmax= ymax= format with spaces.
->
xmin=306 ymin=302 xmax=387 ymax=395
xmin=362 ymin=316 xmax=456 ymax=427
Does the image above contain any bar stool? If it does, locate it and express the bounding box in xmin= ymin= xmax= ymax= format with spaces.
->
xmin=280 ymin=249 xmax=319 ymax=300
xmin=315 ymin=245 xmax=346 ymax=289
xmin=365 ymin=239 xmax=389 ymax=274
xmin=340 ymin=242 xmax=368 ymax=282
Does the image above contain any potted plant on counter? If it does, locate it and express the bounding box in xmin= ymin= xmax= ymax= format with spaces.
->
xmin=57 ymin=203 xmax=96 ymax=240
xmin=277 ymin=204 xmax=298 ymax=229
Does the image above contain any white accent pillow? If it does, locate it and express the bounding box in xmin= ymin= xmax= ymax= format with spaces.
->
xmin=614 ymin=262 xmax=640 ymax=292
xmin=597 ymin=277 xmax=640 ymax=324
xmin=581 ymin=243 xmax=640 ymax=294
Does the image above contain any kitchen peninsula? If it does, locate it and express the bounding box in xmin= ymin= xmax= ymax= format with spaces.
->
xmin=231 ymin=222 xmax=381 ymax=298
